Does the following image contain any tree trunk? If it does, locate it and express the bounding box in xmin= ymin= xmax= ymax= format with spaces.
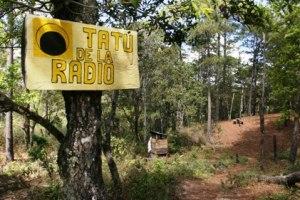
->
xmin=228 ymin=93 xmax=235 ymax=120
xmin=5 ymin=15 xmax=14 ymax=162
xmin=259 ymin=33 xmax=266 ymax=168
xmin=259 ymin=171 xmax=300 ymax=187
xmin=5 ymin=90 xmax=14 ymax=162
xmin=207 ymin=84 xmax=212 ymax=139
xmin=289 ymin=114 xmax=300 ymax=164
xmin=248 ymin=37 xmax=259 ymax=116
xmin=103 ymin=91 xmax=123 ymax=200
xmin=132 ymin=90 xmax=141 ymax=141
xmin=51 ymin=0 xmax=107 ymax=199
xmin=143 ymin=78 xmax=147 ymax=140
xmin=23 ymin=104 xmax=31 ymax=149
xmin=58 ymin=91 xmax=106 ymax=200
xmin=239 ymin=88 xmax=244 ymax=118
xmin=215 ymin=33 xmax=221 ymax=122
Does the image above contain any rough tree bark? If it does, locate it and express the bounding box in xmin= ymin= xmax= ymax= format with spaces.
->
xmin=50 ymin=0 xmax=107 ymax=199
xmin=58 ymin=91 xmax=106 ymax=200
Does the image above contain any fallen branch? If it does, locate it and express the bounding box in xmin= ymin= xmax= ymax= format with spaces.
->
xmin=0 ymin=91 xmax=64 ymax=143
xmin=258 ymin=171 xmax=300 ymax=187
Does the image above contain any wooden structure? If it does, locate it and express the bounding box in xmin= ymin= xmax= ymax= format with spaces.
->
xmin=149 ymin=131 xmax=168 ymax=156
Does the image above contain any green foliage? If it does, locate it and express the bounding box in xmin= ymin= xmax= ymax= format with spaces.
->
xmin=268 ymin=4 xmax=300 ymax=113
xmin=111 ymin=136 xmax=135 ymax=159
xmin=215 ymin=152 xmax=248 ymax=170
xmin=286 ymin=161 xmax=300 ymax=173
xmin=258 ymin=193 xmax=291 ymax=200
xmin=124 ymin=151 xmax=215 ymax=199
xmin=29 ymin=134 xmax=48 ymax=160
xmin=2 ymin=161 xmax=48 ymax=179
xmin=274 ymin=110 xmax=292 ymax=129
xmin=29 ymin=182 xmax=62 ymax=200
xmin=168 ymin=132 xmax=194 ymax=153
xmin=278 ymin=150 xmax=290 ymax=161
xmin=28 ymin=134 xmax=56 ymax=177
xmin=222 ymin=170 xmax=258 ymax=189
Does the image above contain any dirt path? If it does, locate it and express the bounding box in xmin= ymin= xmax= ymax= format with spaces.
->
xmin=178 ymin=114 xmax=292 ymax=200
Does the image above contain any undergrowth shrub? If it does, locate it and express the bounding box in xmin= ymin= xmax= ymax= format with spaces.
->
xmin=29 ymin=182 xmax=62 ymax=200
xmin=215 ymin=152 xmax=248 ymax=170
xmin=28 ymin=134 xmax=57 ymax=177
xmin=222 ymin=170 xmax=258 ymax=189
xmin=2 ymin=161 xmax=47 ymax=179
xmin=275 ymin=110 xmax=291 ymax=130
xmin=123 ymin=153 xmax=215 ymax=200
xmin=168 ymin=132 xmax=194 ymax=153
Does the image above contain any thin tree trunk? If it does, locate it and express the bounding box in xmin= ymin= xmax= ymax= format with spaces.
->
xmin=259 ymin=33 xmax=266 ymax=168
xmin=5 ymin=91 xmax=14 ymax=162
xmin=289 ymin=114 xmax=300 ymax=164
xmin=143 ymin=78 xmax=147 ymax=140
xmin=103 ymin=91 xmax=123 ymax=200
xmin=5 ymin=13 xmax=14 ymax=161
xmin=248 ymin=37 xmax=259 ymax=116
xmin=23 ymin=104 xmax=31 ymax=149
xmin=228 ymin=93 xmax=235 ymax=120
xmin=207 ymin=84 xmax=212 ymax=139
xmin=51 ymin=0 xmax=107 ymax=199
xmin=240 ymin=89 xmax=244 ymax=118
xmin=132 ymin=90 xmax=141 ymax=141
xmin=215 ymin=33 xmax=221 ymax=121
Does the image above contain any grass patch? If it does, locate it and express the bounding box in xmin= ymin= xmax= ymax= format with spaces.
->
xmin=214 ymin=151 xmax=248 ymax=170
xmin=122 ymin=149 xmax=215 ymax=200
xmin=2 ymin=160 xmax=48 ymax=179
xmin=258 ymin=193 xmax=291 ymax=200
xmin=222 ymin=170 xmax=258 ymax=190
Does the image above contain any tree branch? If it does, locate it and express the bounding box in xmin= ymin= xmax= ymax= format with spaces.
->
xmin=7 ymin=0 xmax=52 ymax=13
xmin=258 ymin=171 xmax=300 ymax=187
xmin=0 ymin=91 xmax=65 ymax=143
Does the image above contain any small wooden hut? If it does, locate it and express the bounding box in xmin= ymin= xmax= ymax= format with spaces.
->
xmin=148 ymin=131 xmax=168 ymax=156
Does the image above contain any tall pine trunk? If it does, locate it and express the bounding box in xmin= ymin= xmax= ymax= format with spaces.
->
xmin=207 ymin=84 xmax=212 ymax=140
xmin=259 ymin=33 xmax=266 ymax=168
xmin=290 ymin=92 xmax=300 ymax=164
xmin=239 ymin=89 xmax=244 ymax=118
xmin=228 ymin=93 xmax=235 ymax=120
xmin=51 ymin=0 xmax=107 ymax=199
xmin=5 ymin=11 xmax=14 ymax=161
xmin=290 ymin=115 xmax=300 ymax=164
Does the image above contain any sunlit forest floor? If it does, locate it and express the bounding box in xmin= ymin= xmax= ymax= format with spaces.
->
xmin=178 ymin=114 xmax=299 ymax=200
xmin=1 ymin=114 xmax=300 ymax=200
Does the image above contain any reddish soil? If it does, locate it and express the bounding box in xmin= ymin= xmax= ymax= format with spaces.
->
xmin=178 ymin=114 xmax=293 ymax=200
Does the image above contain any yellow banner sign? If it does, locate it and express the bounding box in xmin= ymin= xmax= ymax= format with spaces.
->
xmin=24 ymin=14 xmax=140 ymax=90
